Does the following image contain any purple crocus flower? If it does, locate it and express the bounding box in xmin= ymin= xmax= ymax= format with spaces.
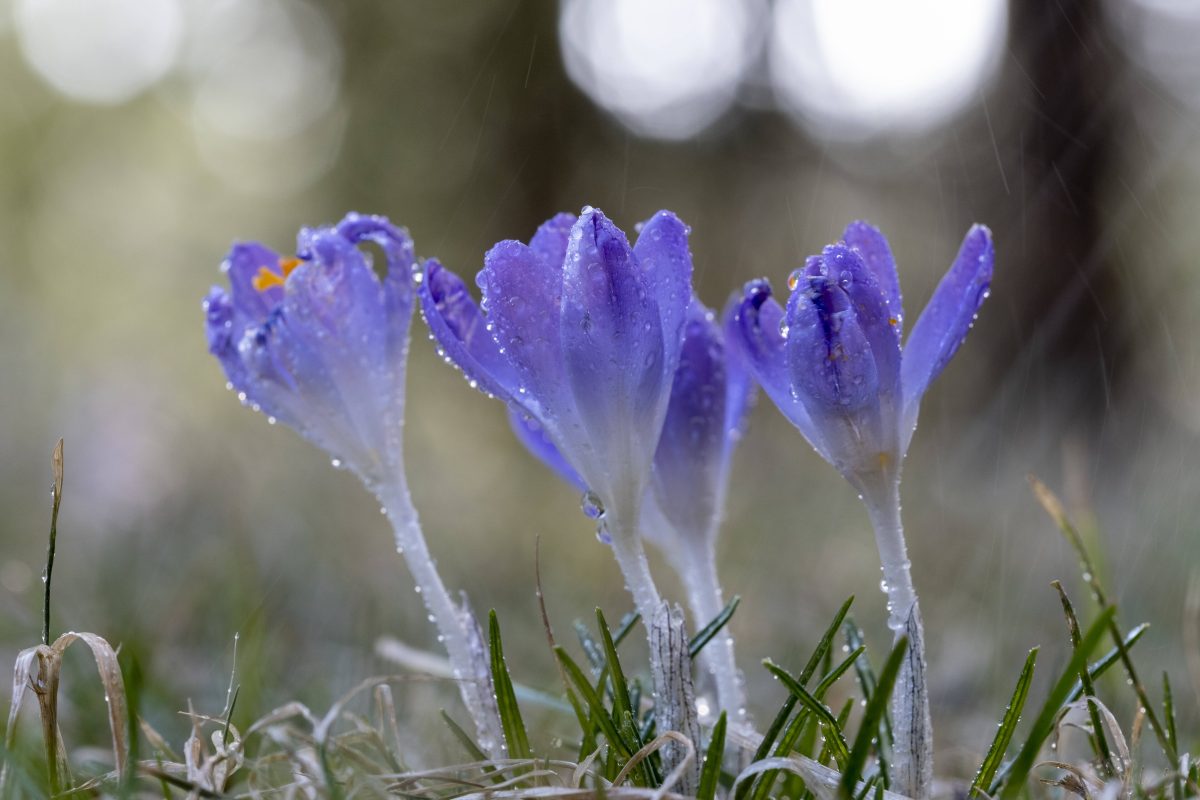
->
xmin=203 ymin=213 xmax=504 ymax=757
xmin=509 ymin=299 xmax=756 ymax=724
xmin=730 ymin=221 xmax=993 ymax=480
xmin=419 ymin=206 xmax=692 ymax=619
xmin=729 ymin=220 xmax=994 ymax=799
xmin=204 ymin=214 xmax=416 ymax=489
xmin=420 ymin=207 xmax=701 ymax=769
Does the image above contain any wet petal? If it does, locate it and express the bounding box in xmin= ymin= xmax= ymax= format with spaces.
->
xmin=900 ymin=224 xmax=994 ymax=438
xmin=560 ymin=208 xmax=666 ymax=500
xmin=726 ymin=279 xmax=825 ymax=453
xmin=507 ymin=408 xmax=587 ymax=492
xmin=224 ymin=242 xmax=282 ymax=321
xmin=652 ymin=302 xmax=726 ymax=538
xmin=529 ymin=212 xmax=577 ymax=269
xmin=785 ymin=272 xmax=879 ymax=414
xmin=842 ymin=220 xmax=902 ymax=330
xmin=633 ymin=210 xmax=694 ymax=378
xmin=420 ymin=259 xmax=521 ymax=403
xmin=821 ymin=243 xmax=901 ymax=406
xmin=478 ymin=238 xmax=568 ymax=420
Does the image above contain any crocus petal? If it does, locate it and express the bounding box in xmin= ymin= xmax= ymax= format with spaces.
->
xmin=204 ymin=287 xmax=251 ymax=388
xmin=727 ymin=279 xmax=827 ymax=456
xmin=560 ymin=208 xmax=667 ymax=501
xmin=420 ymin=259 xmax=522 ymax=404
xmin=785 ymin=271 xmax=879 ymax=414
xmin=478 ymin=239 xmax=569 ymax=422
xmin=225 ymin=242 xmax=282 ymax=321
xmin=507 ymin=408 xmax=587 ymax=492
xmin=633 ymin=210 xmax=694 ymax=380
xmin=822 ymin=243 xmax=902 ymax=410
xmin=900 ymin=224 xmax=994 ymax=441
xmin=651 ymin=302 xmax=725 ymax=539
xmin=719 ymin=295 xmax=757 ymax=477
xmin=529 ymin=212 xmax=577 ymax=269
xmin=842 ymin=220 xmax=903 ymax=330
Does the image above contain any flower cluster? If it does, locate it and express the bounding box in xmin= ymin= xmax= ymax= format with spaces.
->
xmin=204 ymin=208 xmax=994 ymax=794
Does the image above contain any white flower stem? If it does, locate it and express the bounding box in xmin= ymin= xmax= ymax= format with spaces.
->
xmin=607 ymin=505 xmax=667 ymax=631
xmin=855 ymin=467 xmax=932 ymax=800
xmin=377 ymin=479 xmax=503 ymax=758
xmin=672 ymin=545 xmax=746 ymax=728
xmin=608 ymin=504 xmax=703 ymax=759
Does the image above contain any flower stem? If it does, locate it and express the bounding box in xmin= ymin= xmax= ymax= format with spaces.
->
xmin=377 ymin=479 xmax=503 ymax=758
xmin=608 ymin=505 xmax=703 ymax=764
xmin=856 ymin=468 xmax=932 ymax=800
xmin=608 ymin=506 xmax=666 ymax=627
xmin=673 ymin=545 xmax=746 ymax=728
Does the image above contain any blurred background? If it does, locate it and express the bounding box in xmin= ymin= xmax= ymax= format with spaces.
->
xmin=1 ymin=0 xmax=1198 ymax=773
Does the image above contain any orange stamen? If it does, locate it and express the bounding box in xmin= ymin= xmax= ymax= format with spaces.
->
xmin=251 ymin=257 xmax=303 ymax=292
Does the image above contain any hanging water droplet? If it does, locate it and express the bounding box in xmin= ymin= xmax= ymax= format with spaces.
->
xmin=330 ymin=458 xmax=342 ymax=469
xmin=580 ymin=490 xmax=605 ymax=520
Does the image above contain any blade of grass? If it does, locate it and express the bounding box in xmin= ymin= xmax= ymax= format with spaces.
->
xmin=1066 ymin=623 xmax=1149 ymax=702
xmin=488 ymin=610 xmax=531 ymax=761
xmin=764 ymin=661 xmax=850 ymax=770
xmin=554 ymin=646 xmax=635 ymax=759
xmin=995 ymin=606 xmax=1114 ymax=800
xmin=574 ymin=622 xmax=605 ymax=672
xmin=697 ymin=711 xmax=727 ymax=800
xmin=1052 ymin=581 xmax=1113 ymax=776
xmin=689 ymin=596 xmax=741 ymax=658
xmin=1030 ymin=476 xmax=1176 ymax=767
xmin=735 ymin=596 xmax=855 ymax=800
xmin=42 ymin=439 xmax=64 ymax=647
xmin=596 ymin=609 xmax=654 ymax=786
xmin=752 ymin=645 xmax=865 ymax=800
xmin=969 ymin=647 xmax=1037 ymax=798
xmin=842 ymin=635 xmax=908 ymax=799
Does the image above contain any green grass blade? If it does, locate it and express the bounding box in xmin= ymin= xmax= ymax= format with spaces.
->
xmin=1052 ymin=581 xmax=1114 ymax=775
xmin=596 ymin=608 xmax=654 ymax=785
xmin=689 ymin=596 xmax=741 ymax=658
xmin=764 ymin=660 xmax=850 ymax=770
xmin=1030 ymin=477 xmax=1176 ymax=763
xmin=574 ymin=620 xmax=605 ymax=672
xmin=554 ymin=646 xmax=634 ymax=759
xmin=845 ymin=617 xmax=893 ymax=751
xmin=596 ymin=609 xmax=637 ymax=733
xmin=489 ymin=610 xmax=532 ymax=761
xmin=801 ymin=596 xmax=856 ymax=685
xmin=1066 ymin=622 xmax=1149 ymax=703
xmin=697 ymin=712 xmax=727 ymax=800
xmin=1162 ymin=671 xmax=1178 ymax=755
xmin=735 ymin=597 xmax=855 ymax=800
xmin=842 ymin=635 xmax=908 ymax=800
xmin=969 ymin=647 xmax=1038 ymax=798
xmin=996 ymin=606 xmax=1115 ymax=800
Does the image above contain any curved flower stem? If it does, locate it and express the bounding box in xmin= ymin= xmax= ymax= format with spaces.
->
xmin=673 ymin=545 xmax=747 ymax=728
xmin=855 ymin=467 xmax=932 ymax=800
xmin=607 ymin=505 xmax=667 ymax=627
xmin=376 ymin=479 xmax=504 ymax=759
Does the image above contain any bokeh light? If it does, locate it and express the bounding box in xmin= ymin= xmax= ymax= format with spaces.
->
xmin=769 ymin=0 xmax=1008 ymax=139
xmin=14 ymin=0 xmax=183 ymax=104
xmin=558 ymin=0 xmax=764 ymax=140
xmin=183 ymin=0 xmax=342 ymax=142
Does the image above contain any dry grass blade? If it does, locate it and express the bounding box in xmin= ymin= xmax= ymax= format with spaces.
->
xmin=610 ymin=731 xmax=696 ymax=800
xmin=1 ymin=630 xmax=129 ymax=796
xmin=51 ymin=631 xmax=130 ymax=781
xmin=726 ymin=726 xmax=914 ymax=800
xmin=1 ymin=647 xmax=45 ymax=794
xmin=454 ymin=788 xmax=692 ymax=800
